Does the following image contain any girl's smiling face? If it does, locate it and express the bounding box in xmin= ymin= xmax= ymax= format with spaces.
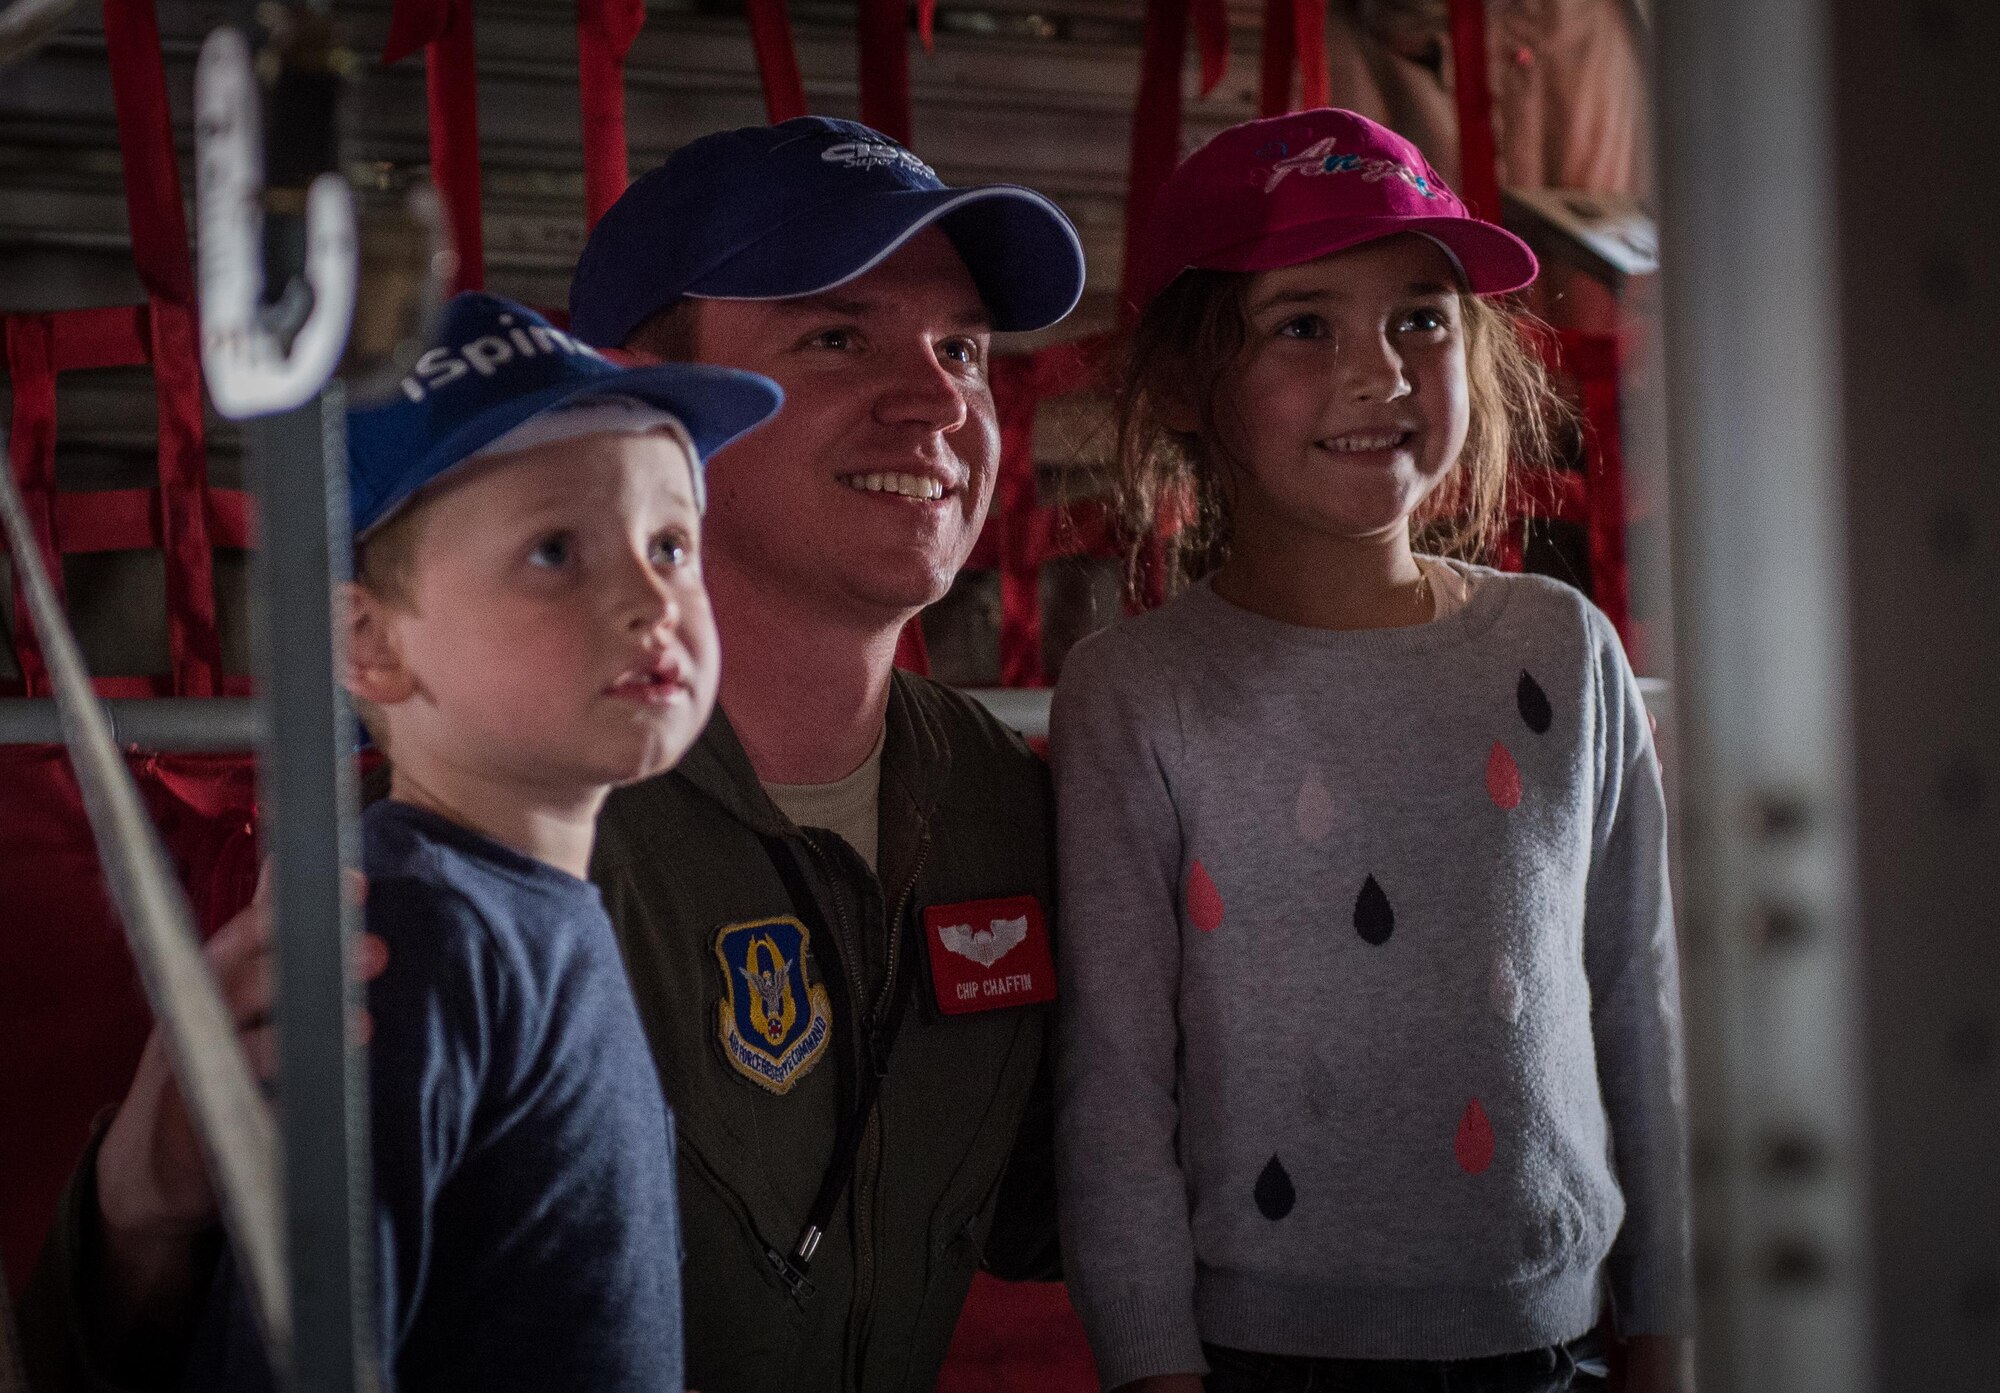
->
xmin=1218 ymin=234 xmax=1471 ymax=549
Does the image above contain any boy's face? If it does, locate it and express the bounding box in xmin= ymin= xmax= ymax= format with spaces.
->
xmin=353 ymin=430 xmax=718 ymax=799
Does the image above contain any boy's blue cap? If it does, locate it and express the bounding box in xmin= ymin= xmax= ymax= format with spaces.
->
xmin=347 ymin=292 xmax=782 ymax=536
xmin=568 ymin=117 xmax=1087 ymax=348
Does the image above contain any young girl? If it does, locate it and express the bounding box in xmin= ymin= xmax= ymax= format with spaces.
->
xmin=1051 ymin=110 xmax=1688 ymax=1393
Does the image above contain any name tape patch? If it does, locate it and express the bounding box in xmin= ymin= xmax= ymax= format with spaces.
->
xmin=923 ymin=895 xmax=1056 ymax=1016
xmin=714 ymin=916 xmax=832 ymax=1095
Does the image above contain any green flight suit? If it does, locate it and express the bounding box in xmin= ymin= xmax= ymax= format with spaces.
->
xmin=597 ymin=671 xmax=1060 ymax=1393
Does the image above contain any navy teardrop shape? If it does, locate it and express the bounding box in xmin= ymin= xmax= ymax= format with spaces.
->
xmin=1354 ymin=875 xmax=1394 ymax=946
xmin=1517 ymin=671 xmax=1553 ymax=734
xmin=1254 ymin=1155 xmax=1295 ymax=1220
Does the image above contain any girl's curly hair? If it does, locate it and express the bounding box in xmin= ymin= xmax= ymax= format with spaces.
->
xmin=1112 ymin=262 xmax=1571 ymax=598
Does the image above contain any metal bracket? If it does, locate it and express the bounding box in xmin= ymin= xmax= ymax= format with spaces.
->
xmin=0 ymin=0 xmax=83 ymax=67
xmin=194 ymin=26 xmax=357 ymax=421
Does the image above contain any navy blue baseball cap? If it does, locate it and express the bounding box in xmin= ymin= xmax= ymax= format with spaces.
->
xmin=569 ymin=117 xmax=1087 ymax=348
xmin=347 ymin=292 xmax=782 ymax=536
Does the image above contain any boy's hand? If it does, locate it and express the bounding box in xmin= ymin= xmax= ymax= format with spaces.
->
xmin=93 ymin=867 xmax=382 ymax=1328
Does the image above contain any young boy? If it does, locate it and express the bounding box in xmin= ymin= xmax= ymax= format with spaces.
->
xmin=187 ymin=291 xmax=782 ymax=1391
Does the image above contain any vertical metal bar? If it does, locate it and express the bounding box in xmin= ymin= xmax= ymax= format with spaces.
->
xmin=1656 ymin=1 xmax=1873 ymax=1391
xmin=247 ymin=381 xmax=374 ymax=1393
xmin=241 ymin=2 xmax=376 ymax=1384
xmin=1830 ymin=2 xmax=2000 ymax=1385
xmin=241 ymin=8 xmax=373 ymax=1385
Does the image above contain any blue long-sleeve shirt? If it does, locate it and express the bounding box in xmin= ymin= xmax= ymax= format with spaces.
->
xmin=186 ymin=800 xmax=683 ymax=1392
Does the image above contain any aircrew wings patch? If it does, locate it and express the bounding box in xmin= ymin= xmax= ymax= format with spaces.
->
xmin=923 ymin=895 xmax=1056 ymax=1015
xmin=714 ymin=916 xmax=832 ymax=1095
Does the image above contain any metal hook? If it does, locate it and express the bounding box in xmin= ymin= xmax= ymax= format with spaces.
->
xmin=195 ymin=26 xmax=358 ymax=420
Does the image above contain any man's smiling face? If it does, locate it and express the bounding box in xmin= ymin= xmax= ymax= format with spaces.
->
xmin=679 ymin=227 xmax=999 ymax=627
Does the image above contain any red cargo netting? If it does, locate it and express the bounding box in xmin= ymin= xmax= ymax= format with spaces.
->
xmin=6 ymin=0 xmax=228 ymax=700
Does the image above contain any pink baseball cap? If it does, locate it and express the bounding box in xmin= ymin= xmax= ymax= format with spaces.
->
xmin=1127 ymin=108 xmax=1538 ymax=310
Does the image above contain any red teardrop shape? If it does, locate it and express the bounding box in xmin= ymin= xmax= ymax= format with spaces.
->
xmin=1456 ymin=1098 xmax=1496 ymax=1174
xmin=1486 ymin=741 xmax=1522 ymax=809
xmin=1186 ymin=860 xmax=1225 ymax=932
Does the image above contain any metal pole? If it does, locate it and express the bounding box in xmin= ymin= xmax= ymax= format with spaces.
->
xmin=0 ymin=697 xmax=265 ymax=750
xmin=247 ymin=387 xmax=373 ymax=1393
xmin=1656 ymin=1 xmax=1872 ymax=1391
xmin=234 ymin=8 xmax=375 ymax=1391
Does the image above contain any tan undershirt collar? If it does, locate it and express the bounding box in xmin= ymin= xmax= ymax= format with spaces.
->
xmin=761 ymin=723 xmax=889 ymax=873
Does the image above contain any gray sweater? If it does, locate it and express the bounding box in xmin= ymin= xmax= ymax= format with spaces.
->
xmin=1050 ymin=568 xmax=1689 ymax=1387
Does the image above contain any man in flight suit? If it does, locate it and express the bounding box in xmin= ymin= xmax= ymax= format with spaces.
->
xmin=572 ymin=117 xmax=1084 ymax=1391
xmin=22 ymin=117 xmax=1085 ymax=1393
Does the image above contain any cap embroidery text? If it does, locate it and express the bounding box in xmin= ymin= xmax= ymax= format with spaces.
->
xmin=819 ymin=139 xmax=936 ymax=181
xmin=399 ymin=317 xmax=603 ymax=403
xmin=1258 ymin=137 xmax=1436 ymax=198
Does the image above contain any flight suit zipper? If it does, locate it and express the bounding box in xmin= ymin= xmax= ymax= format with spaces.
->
xmin=847 ymin=833 xmax=931 ymax=1387
xmin=801 ymin=830 xmax=869 ymax=1061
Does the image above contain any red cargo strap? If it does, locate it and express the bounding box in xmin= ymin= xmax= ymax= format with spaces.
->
xmin=148 ymin=298 xmax=223 ymax=696
xmin=3 ymin=305 xmax=251 ymax=699
xmin=4 ymin=316 xmax=60 ymax=695
xmin=50 ymin=487 xmax=248 ymax=556
xmin=1561 ymin=331 xmax=1630 ymax=644
xmin=744 ymin=0 xmax=809 ymax=123
xmin=1294 ymin=0 xmax=1328 ymax=108
xmin=858 ymin=0 xmax=912 ymax=144
xmin=577 ymin=0 xmax=647 ymax=229
xmin=102 ymin=0 xmax=194 ymax=307
xmin=1258 ymin=0 xmax=1293 ymax=116
xmin=992 ymin=355 xmax=1043 ymax=685
xmin=1122 ymin=0 xmax=1191 ymax=316
xmin=1487 ymin=331 xmax=1629 ymax=646
xmin=1446 ymin=0 xmax=1501 ymax=221
xmin=385 ymin=0 xmax=485 ymax=293
xmin=54 ymin=4 xmax=224 ymax=695
xmin=1192 ymin=0 xmax=1229 ymax=96
xmin=1258 ymin=0 xmax=1329 ymax=115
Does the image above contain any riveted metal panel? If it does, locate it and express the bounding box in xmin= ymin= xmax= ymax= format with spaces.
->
xmin=1657 ymin=0 xmax=1874 ymax=1387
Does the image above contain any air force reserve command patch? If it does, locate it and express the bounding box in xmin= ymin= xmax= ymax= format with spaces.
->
xmin=715 ymin=917 xmax=833 ymax=1094
xmin=923 ymin=895 xmax=1056 ymax=1015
